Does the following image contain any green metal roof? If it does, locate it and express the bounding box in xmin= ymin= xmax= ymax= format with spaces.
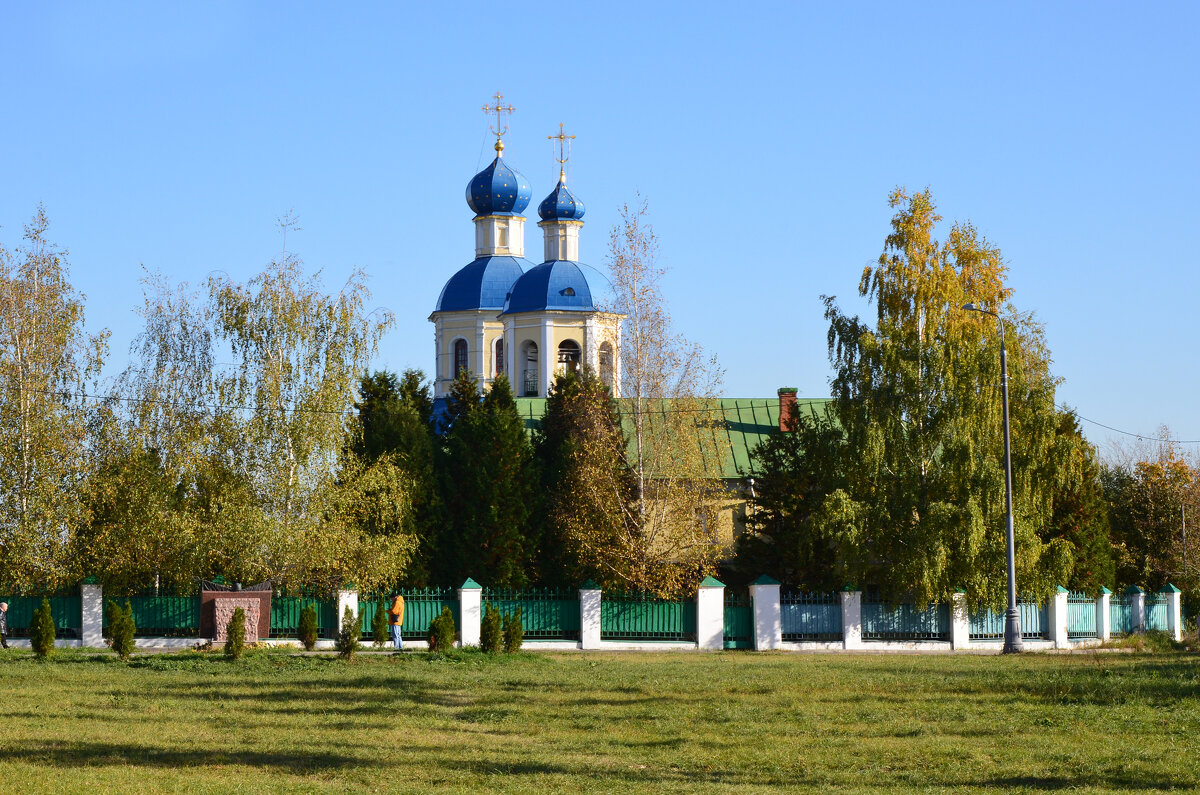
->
xmin=512 ymin=396 xmax=833 ymax=480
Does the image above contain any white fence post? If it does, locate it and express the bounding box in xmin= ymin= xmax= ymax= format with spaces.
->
xmin=458 ymin=578 xmax=482 ymax=648
xmin=579 ymin=580 xmax=602 ymax=650
xmin=336 ymin=586 xmax=359 ymax=633
xmin=1128 ymin=586 xmax=1146 ymax=633
xmin=841 ymin=589 xmax=863 ymax=650
xmin=749 ymin=575 xmax=782 ymax=651
xmin=696 ymin=576 xmax=724 ymax=651
xmin=950 ymin=591 xmax=970 ymax=649
xmin=80 ymin=578 xmax=104 ymax=648
xmin=1162 ymin=584 xmax=1183 ymax=641
xmin=1049 ymin=586 xmax=1069 ymax=648
xmin=1097 ymin=588 xmax=1111 ymax=641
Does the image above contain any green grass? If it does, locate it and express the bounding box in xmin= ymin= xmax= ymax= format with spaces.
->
xmin=1 ymin=648 xmax=1198 ymax=793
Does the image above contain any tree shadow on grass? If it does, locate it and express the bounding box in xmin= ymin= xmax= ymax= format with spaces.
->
xmin=2 ymin=740 xmax=374 ymax=774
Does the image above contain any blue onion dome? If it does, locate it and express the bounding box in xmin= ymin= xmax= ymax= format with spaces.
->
xmin=435 ymin=255 xmax=532 ymax=312
xmin=502 ymin=260 xmax=613 ymax=314
xmin=538 ymin=173 xmax=586 ymax=221
xmin=465 ymin=154 xmax=532 ymax=217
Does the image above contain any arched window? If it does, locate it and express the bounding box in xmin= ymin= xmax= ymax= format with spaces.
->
xmin=453 ymin=339 xmax=468 ymax=376
xmin=495 ymin=338 xmax=505 ymax=377
xmin=599 ymin=342 xmax=614 ymax=389
xmin=521 ymin=341 xmax=538 ymax=397
xmin=558 ymin=339 xmax=581 ymax=375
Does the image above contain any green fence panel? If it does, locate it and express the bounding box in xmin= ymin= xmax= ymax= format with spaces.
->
xmin=1146 ymin=595 xmax=1169 ymax=632
xmin=601 ymin=593 xmax=697 ymax=641
xmin=2 ymin=590 xmax=82 ymax=638
xmin=102 ymin=590 xmax=200 ymax=637
xmin=1066 ymin=592 xmax=1097 ymax=639
xmin=723 ymin=591 xmax=753 ymax=649
xmin=360 ymin=589 xmax=458 ymax=641
xmin=1109 ymin=596 xmax=1132 ymax=636
xmin=483 ymin=589 xmax=580 ymax=641
xmin=968 ymin=598 xmax=1047 ymax=641
xmin=270 ymin=594 xmax=338 ymax=639
xmin=780 ymin=592 xmax=842 ymax=641
xmin=863 ymin=600 xmax=949 ymax=641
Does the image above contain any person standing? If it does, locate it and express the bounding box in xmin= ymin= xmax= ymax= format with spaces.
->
xmin=0 ymin=602 xmax=9 ymax=649
xmin=387 ymin=593 xmax=405 ymax=651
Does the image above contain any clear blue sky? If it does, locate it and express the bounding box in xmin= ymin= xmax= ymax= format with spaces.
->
xmin=2 ymin=2 xmax=1197 ymax=452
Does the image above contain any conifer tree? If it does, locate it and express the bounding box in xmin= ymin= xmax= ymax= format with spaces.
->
xmin=371 ymin=597 xmax=389 ymax=648
xmin=297 ymin=604 xmax=318 ymax=651
xmin=438 ymin=373 xmax=535 ymax=587
xmin=110 ymin=600 xmax=137 ymax=660
xmin=1046 ymin=411 xmax=1114 ymax=592
xmin=335 ymin=605 xmax=360 ymax=659
xmin=29 ymin=597 xmax=55 ymax=659
xmin=224 ymin=607 xmax=246 ymax=659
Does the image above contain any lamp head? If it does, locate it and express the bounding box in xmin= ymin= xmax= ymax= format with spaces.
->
xmin=962 ymin=302 xmax=977 ymax=312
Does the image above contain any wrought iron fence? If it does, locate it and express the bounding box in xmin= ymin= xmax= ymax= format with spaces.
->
xmin=1 ymin=589 xmax=82 ymax=639
xmin=780 ymin=591 xmax=842 ymax=641
xmin=270 ymin=593 xmax=338 ymax=639
xmin=1109 ymin=594 xmax=1133 ymax=636
xmin=1066 ymin=592 xmax=1098 ymax=639
xmin=482 ymin=589 xmax=580 ymax=641
xmin=359 ymin=588 xmax=458 ymax=641
xmin=1146 ymin=593 xmax=1170 ymax=632
xmin=968 ymin=598 xmax=1047 ymax=641
xmin=723 ymin=591 xmax=753 ymax=649
xmin=862 ymin=599 xmax=949 ymax=642
xmin=601 ymin=592 xmax=697 ymax=641
xmin=102 ymin=588 xmax=200 ymax=637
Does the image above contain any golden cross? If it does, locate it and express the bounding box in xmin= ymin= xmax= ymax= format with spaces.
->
xmin=482 ymin=92 xmax=515 ymax=141
xmin=548 ymin=123 xmax=575 ymax=182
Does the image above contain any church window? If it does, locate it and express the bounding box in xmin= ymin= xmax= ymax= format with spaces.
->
xmin=497 ymin=222 xmax=509 ymax=249
xmin=453 ymin=339 xmax=468 ymax=376
xmin=599 ymin=342 xmax=614 ymax=389
xmin=495 ymin=338 xmax=505 ymax=376
xmin=521 ymin=341 xmax=539 ymax=397
xmin=560 ymin=287 xmax=575 ymax=296
xmin=558 ymin=339 xmax=581 ymax=375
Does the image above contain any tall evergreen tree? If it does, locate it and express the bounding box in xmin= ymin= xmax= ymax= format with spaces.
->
xmin=727 ymin=407 xmax=846 ymax=590
xmin=1046 ymin=411 xmax=1114 ymax=592
xmin=438 ymin=372 xmax=536 ymax=587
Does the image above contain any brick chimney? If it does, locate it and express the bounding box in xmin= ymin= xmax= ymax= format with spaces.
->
xmin=777 ymin=387 xmax=798 ymax=432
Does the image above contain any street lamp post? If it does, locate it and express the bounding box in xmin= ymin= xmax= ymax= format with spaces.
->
xmin=963 ymin=302 xmax=1023 ymax=653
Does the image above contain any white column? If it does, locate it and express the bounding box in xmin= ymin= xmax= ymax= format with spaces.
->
xmin=696 ymin=576 xmax=724 ymax=651
xmin=950 ymin=591 xmax=970 ymax=650
xmin=80 ymin=580 xmax=104 ymax=648
xmin=1097 ymin=588 xmax=1111 ymax=641
xmin=1129 ymin=587 xmax=1146 ymax=633
xmin=475 ymin=323 xmax=486 ymax=384
xmin=504 ymin=322 xmax=515 ymax=385
xmin=1049 ymin=586 xmax=1069 ymax=648
xmin=458 ymin=578 xmax=482 ymax=648
xmin=579 ymin=583 xmax=602 ymax=650
xmin=840 ymin=590 xmax=863 ymax=650
xmin=1163 ymin=585 xmax=1183 ymax=642
xmin=749 ymin=576 xmax=781 ymax=651
xmin=539 ymin=320 xmax=551 ymax=397
xmin=336 ymin=588 xmax=359 ymax=635
xmin=584 ymin=316 xmax=597 ymax=371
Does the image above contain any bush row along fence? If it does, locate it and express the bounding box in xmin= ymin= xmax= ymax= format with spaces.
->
xmin=1 ymin=580 xmax=1185 ymax=651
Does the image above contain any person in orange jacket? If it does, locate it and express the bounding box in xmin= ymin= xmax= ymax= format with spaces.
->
xmin=387 ymin=593 xmax=405 ymax=650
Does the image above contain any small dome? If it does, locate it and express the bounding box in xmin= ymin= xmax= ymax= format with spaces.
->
xmin=466 ymin=156 xmax=532 ymax=217
xmin=435 ymin=255 xmax=532 ymax=312
xmin=538 ymin=175 xmax=586 ymax=221
xmin=502 ymin=260 xmax=613 ymax=314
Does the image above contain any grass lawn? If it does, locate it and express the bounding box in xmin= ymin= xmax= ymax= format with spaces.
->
xmin=0 ymin=647 xmax=1197 ymax=793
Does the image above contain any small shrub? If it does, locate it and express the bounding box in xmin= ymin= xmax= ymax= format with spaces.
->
xmin=103 ymin=599 xmax=122 ymax=645
xmin=371 ymin=598 xmax=389 ymax=649
xmin=335 ymin=605 xmax=361 ymax=659
xmin=480 ymin=603 xmax=502 ymax=653
xmin=297 ymin=605 xmax=318 ymax=651
xmin=502 ymin=606 xmax=523 ymax=653
xmin=224 ymin=607 xmax=246 ymax=659
xmin=428 ymin=606 xmax=456 ymax=652
xmin=111 ymin=600 xmax=137 ymax=660
xmin=29 ymin=597 xmax=56 ymax=659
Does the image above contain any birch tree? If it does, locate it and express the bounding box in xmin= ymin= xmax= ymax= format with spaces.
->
xmin=0 ymin=207 xmax=108 ymax=589
xmin=602 ymin=197 xmax=728 ymax=594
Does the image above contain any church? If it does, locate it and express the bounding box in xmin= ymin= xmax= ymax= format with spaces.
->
xmin=427 ymin=96 xmax=828 ymax=545
xmin=429 ymin=98 xmax=620 ymax=401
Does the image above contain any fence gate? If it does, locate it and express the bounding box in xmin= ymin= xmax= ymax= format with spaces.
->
xmin=723 ymin=591 xmax=753 ymax=649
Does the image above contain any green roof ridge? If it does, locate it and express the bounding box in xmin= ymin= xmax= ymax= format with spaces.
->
xmin=699 ymin=576 xmax=725 ymax=588
xmin=1160 ymin=583 xmax=1181 ymax=593
xmin=751 ymin=575 xmax=781 ymax=586
xmin=1056 ymin=585 xmax=1069 ymax=593
xmin=460 ymin=578 xmax=482 ymax=590
xmin=578 ymin=579 xmax=601 ymax=591
xmin=1123 ymin=585 xmax=1144 ymax=594
xmin=1099 ymin=586 xmax=1112 ymax=594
